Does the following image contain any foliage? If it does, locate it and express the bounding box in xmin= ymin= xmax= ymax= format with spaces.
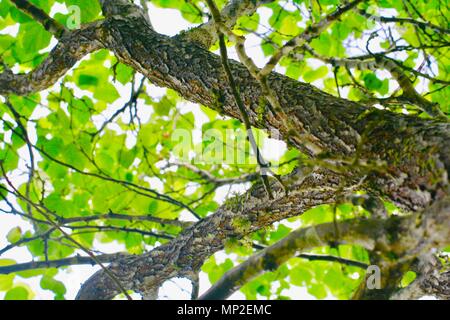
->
xmin=0 ymin=0 xmax=448 ymax=300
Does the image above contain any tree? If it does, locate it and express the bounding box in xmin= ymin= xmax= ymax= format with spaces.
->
xmin=0 ymin=0 xmax=448 ymax=300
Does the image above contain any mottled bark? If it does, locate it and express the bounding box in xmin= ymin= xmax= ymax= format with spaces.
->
xmin=2 ymin=5 xmax=448 ymax=211
xmin=391 ymin=253 xmax=450 ymax=300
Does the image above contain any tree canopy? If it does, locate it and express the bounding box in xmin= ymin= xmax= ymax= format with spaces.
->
xmin=0 ymin=0 xmax=448 ymax=300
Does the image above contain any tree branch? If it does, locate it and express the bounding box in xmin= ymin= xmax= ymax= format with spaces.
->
xmin=206 ymin=0 xmax=277 ymax=199
xmin=0 ymin=253 xmax=128 ymax=275
xmin=259 ymin=0 xmax=364 ymax=77
xmin=59 ymin=211 xmax=192 ymax=229
xmin=391 ymin=253 xmax=450 ymax=300
xmin=167 ymin=161 xmax=258 ymax=187
xmin=100 ymin=10 xmax=449 ymax=211
xmin=179 ymin=0 xmax=275 ymax=48
xmin=296 ymin=253 xmax=368 ymax=269
xmin=10 ymin=0 xmax=66 ymax=38
xmin=0 ymin=21 xmax=103 ymax=95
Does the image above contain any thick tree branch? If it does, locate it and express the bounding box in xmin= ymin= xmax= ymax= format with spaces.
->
xmin=0 ymin=0 xmax=448 ymax=300
xmin=0 ymin=253 xmax=128 ymax=275
xmin=2 ymin=1 xmax=448 ymax=213
xmin=99 ymin=10 xmax=449 ymax=212
xmin=199 ymin=195 xmax=450 ymax=300
xmin=0 ymin=21 xmax=103 ymax=95
xmin=391 ymin=253 xmax=450 ymax=300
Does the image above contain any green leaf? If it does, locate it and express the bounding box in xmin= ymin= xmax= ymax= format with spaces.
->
xmin=18 ymin=22 xmax=51 ymax=53
xmin=65 ymin=0 xmax=101 ymax=23
xmin=78 ymin=74 xmax=98 ymax=86
xmin=6 ymin=227 xmax=22 ymax=244
xmin=115 ymin=63 xmax=134 ymax=85
xmin=0 ymin=274 xmax=14 ymax=291
xmin=363 ymin=73 xmax=383 ymax=91
xmin=270 ymin=224 xmax=291 ymax=242
xmin=4 ymin=286 xmax=31 ymax=300
xmin=400 ymin=271 xmax=416 ymax=288
xmin=290 ymin=267 xmax=312 ymax=286
xmin=40 ymin=275 xmax=67 ymax=298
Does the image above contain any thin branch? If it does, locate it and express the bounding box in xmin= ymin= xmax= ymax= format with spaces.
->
xmin=300 ymin=44 xmax=447 ymax=118
xmin=64 ymin=224 xmax=175 ymax=240
xmin=167 ymin=161 xmax=259 ymax=186
xmin=59 ymin=211 xmax=192 ymax=228
xmin=10 ymin=0 xmax=66 ymax=38
xmin=93 ymin=77 xmax=145 ymax=138
xmin=180 ymin=0 xmax=275 ymax=48
xmin=0 ymin=21 xmax=103 ymax=96
xmin=259 ymin=0 xmax=364 ymax=77
xmin=5 ymin=124 xmax=201 ymax=220
xmin=253 ymin=243 xmax=369 ymax=268
xmin=296 ymin=253 xmax=368 ymax=269
xmin=253 ymin=243 xmax=368 ymax=269
xmin=0 ymin=227 xmax=55 ymax=256
xmin=3 ymin=100 xmax=35 ymax=222
xmin=0 ymin=253 xmax=127 ymax=275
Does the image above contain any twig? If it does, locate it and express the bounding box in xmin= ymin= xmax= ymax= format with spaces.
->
xmin=10 ymin=0 xmax=66 ymax=38
xmin=206 ymin=0 xmax=275 ymax=199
